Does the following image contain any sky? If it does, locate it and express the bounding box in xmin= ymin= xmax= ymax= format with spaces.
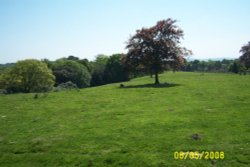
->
xmin=0 ymin=0 xmax=250 ymax=63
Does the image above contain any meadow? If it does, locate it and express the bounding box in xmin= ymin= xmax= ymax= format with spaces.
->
xmin=0 ymin=72 xmax=249 ymax=167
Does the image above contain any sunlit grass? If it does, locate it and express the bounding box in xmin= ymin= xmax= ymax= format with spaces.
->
xmin=0 ymin=72 xmax=249 ymax=166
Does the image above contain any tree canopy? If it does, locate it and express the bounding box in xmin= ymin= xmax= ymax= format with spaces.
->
xmin=123 ymin=18 xmax=191 ymax=84
xmin=90 ymin=54 xmax=129 ymax=86
xmin=52 ymin=59 xmax=91 ymax=88
xmin=0 ymin=59 xmax=55 ymax=93
xmin=104 ymin=54 xmax=128 ymax=83
xmin=90 ymin=55 xmax=109 ymax=86
xmin=239 ymin=41 xmax=250 ymax=69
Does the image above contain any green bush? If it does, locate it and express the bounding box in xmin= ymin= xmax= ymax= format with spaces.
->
xmin=0 ymin=89 xmax=7 ymax=94
xmin=54 ymin=81 xmax=78 ymax=92
xmin=0 ymin=59 xmax=55 ymax=93
xmin=52 ymin=60 xmax=91 ymax=88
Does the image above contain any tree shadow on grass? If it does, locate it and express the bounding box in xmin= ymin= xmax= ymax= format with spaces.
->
xmin=119 ymin=82 xmax=181 ymax=89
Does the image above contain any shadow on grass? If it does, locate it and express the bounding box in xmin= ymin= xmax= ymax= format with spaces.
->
xmin=119 ymin=83 xmax=181 ymax=89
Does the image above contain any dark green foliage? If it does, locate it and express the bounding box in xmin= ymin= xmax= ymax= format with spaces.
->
xmin=239 ymin=41 xmax=250 ymax=69
xmin=0 ymin=63 xmax=15 ymax=74
xmin=90 ymin=64 xmax=106 ymax=86
xmin=104 ymin=54 xmax=129 ymax=83
xmin=41 ymin=54 xmax=129 ymax=87
xmin=66 ymin=55 xmax=80 ymax=61
xmin=191 ymin=60 xmax=200 ymax=71
xmin=229 ymin=61 xmax=239 ymax=73
xmin=54 ymin=55 xmax=93 ymax=75
xmin=90 ymin=55 xmax=109 ymax=86
xmin=90 ymin=54 xmax=129 ymax=86
xmin=239 ymin=65 xmax=247 ymax=75
xmin=78 ymin=58 xmax=93 ymax=73
xmin=0 ymin=59 xmax=55 ymax=93
xmin=183 ymin=59 xmax=235 ymax=73
xmin=52 ymin=59 xmax=91 ymax=88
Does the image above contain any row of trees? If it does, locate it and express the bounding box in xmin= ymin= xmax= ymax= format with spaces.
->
xmin=181 ymin=41 xmax=250 ymax=74
xmin=0 ymin=18 xmax=249 ymax=93
xmin=181 ymin=59 xmax=244 ymax=73
xmin=90 ymin=54 xmax=128 ymax=86
xmin=0 ymin=54 xmax=128 ymax=93
xmin=1 ymin=56 xmax=248 ymax=93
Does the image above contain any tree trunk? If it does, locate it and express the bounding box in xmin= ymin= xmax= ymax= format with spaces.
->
xmin=154 ymin=71 xmax=160 ymax=84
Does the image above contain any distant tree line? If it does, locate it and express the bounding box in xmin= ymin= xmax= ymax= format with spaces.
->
xmin=180 ymin=40 xmax=250 ymax=74
xmin=181 ymin=42 xmax=250 ymax=74
xmin=1 ymin=55 xmax=249 ymax=94
xmin=181 ymin=59 xmax=248 ymax=74
xmin=1 ymin=45 xmax=250 ymax=94
xmin=1 ymin=50 xmax=250 ymax=94
xmin=0 ymin=53 xmax=129 ymax=93
xmin=0 ymin=17 xmax=249 ymax=93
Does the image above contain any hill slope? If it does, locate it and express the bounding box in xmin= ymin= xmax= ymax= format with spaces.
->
xmin=0 ymin=72 xmax=250 ymax=166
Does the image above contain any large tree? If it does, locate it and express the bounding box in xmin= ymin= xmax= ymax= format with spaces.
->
xmin=0 ymin=59 xmax=55 ymax=93
xmin=239 ymin=41 xmax=250 ymax=69
xmin=123 ymin=18 xmax=191 ymax=84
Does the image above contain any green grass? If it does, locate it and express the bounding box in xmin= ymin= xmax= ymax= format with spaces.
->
xmin=0 ymin=72 xmax=250 ymax=167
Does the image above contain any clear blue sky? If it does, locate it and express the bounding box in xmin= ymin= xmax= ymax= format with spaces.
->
xmin=0 ymin=0 xmax=249 ymax=63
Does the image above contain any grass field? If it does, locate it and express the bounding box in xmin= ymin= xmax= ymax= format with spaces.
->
xmin=0 ymin=72 xmax=250 ymax=167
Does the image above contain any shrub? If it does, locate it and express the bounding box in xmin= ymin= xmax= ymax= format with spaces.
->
xmin=52 ymin=60 xmax=91 ymax=88
xmin=54 ymin=81 xmax=78 ymax=92
xmin=0 ymin=59 xmax=55 ymax=93
xmin=0 ymin=89 xmax=7 ymax=94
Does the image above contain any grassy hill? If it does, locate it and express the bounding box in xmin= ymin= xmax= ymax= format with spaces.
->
xmin=0 ymin=72 xmax=249 ymax=167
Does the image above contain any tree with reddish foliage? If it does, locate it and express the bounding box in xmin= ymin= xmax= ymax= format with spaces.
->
xmin=123 ymin=18 xmax=191 ymax=84
xmin=239 ymin=41 xmax=250 ymax=69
